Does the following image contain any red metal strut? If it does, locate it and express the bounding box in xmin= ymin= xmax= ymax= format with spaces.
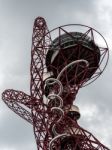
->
xmin=2 ymin=17 xmax=110 ymax=150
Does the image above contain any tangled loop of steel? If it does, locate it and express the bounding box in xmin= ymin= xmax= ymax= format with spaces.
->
xmin=45 ymin=59 xmax=89 ymax=150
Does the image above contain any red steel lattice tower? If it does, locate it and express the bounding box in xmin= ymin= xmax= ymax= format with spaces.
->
xmin=2 ymin=17 xmax=110 ymax=150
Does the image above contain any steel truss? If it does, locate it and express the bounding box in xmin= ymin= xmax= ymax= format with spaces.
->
xmin=2 ymin=17 xmax=110 ymax=150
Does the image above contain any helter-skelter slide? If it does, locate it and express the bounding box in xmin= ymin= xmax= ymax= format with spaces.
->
xmin=2 ymin=17 xmax=110 ymax=150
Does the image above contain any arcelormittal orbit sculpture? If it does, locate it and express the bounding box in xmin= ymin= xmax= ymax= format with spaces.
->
xmin=2 ymin=17 xmax=110 ymax=150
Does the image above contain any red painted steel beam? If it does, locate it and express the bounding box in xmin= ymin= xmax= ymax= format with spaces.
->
xmin=2 ymin=17 xmax=110 ymax=150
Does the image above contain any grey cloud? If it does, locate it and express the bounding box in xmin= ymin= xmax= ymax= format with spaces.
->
xmin=0 ymin=101 xmax=36 ymax=150
xmin=0 ymin=0 xmax=112 ymax=149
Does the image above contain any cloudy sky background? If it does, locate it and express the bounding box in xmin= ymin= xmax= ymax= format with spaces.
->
xmin=0 ymin=0 xmax=112 ymax=149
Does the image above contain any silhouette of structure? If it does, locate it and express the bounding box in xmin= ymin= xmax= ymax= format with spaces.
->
xmin=2 ymin=17 xmax=110 ymax=150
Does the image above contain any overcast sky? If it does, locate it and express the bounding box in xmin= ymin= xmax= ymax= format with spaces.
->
xmin=0 ymin=0 xmax=112 ymax=150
